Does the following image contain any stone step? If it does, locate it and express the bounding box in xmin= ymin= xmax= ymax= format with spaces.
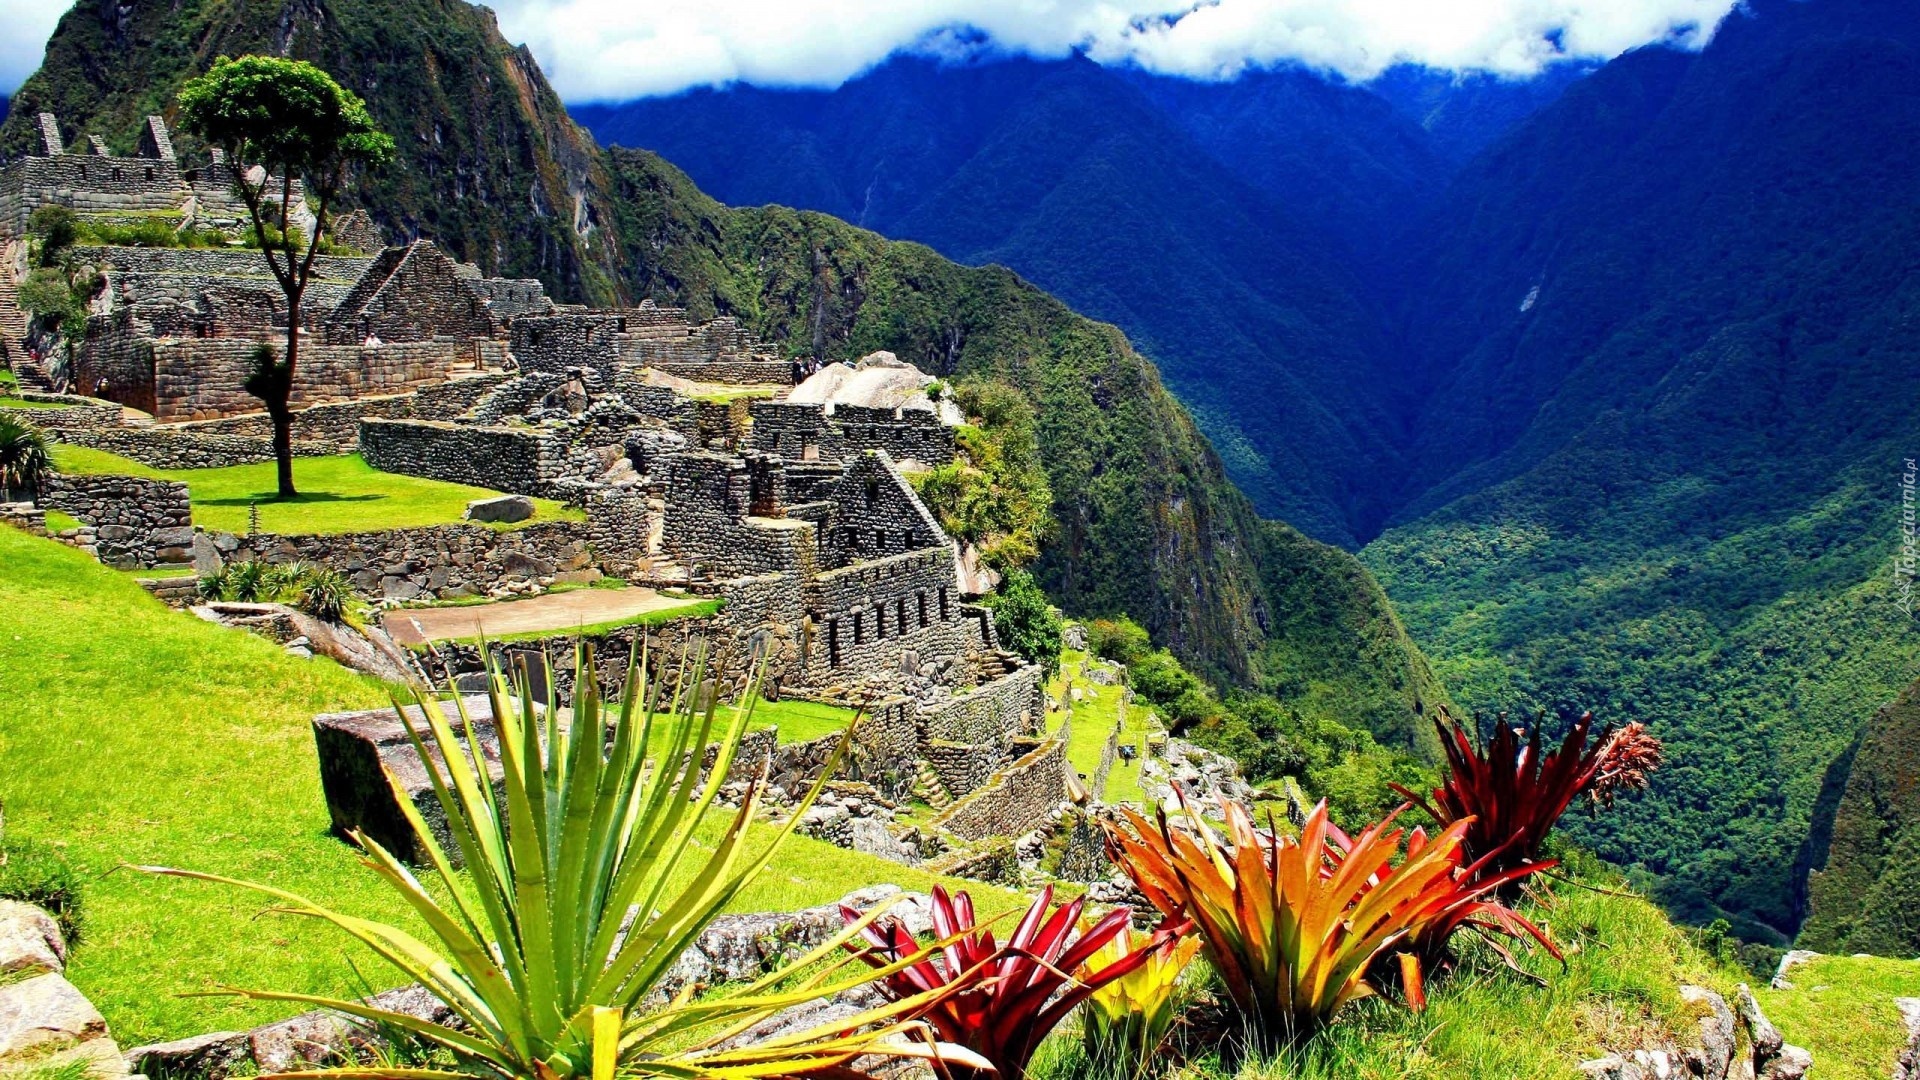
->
xmin=911 ymin=758 xmax=953 ymax=811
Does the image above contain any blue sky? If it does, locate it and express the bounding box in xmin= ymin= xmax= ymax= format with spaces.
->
xmin=2 ymin=0 xmax=1740 ymax=102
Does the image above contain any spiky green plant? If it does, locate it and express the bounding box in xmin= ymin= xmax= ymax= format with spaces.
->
xmin=0 ymin=415 xmax=49 ymax=501
xmin=140 ymin=646 xmax=987 ymax=1080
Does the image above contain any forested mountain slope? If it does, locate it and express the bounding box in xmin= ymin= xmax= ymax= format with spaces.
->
xmin=0 ymin=0 xmax=1447 ymax=755
xmin=1798 ymin=677 xmax=1920 ymax=955
xmin=1367 ymin=0 xmax=1920 ymax=940
xmin=575 ymin=57 xmax=1442 ymax=543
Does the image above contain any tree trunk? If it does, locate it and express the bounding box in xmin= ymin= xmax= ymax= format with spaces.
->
xmin=275 ymin=288 xmax=301 ymax=499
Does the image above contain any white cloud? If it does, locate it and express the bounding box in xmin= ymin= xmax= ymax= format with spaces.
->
xmin=494 ymin=0 xmax=1741 ymax=101
xmin=0 ymin=0 xmax=1739 ymax=100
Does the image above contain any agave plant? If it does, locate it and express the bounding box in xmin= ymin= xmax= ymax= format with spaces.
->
xmin=142 ymin=646 xmax=984 ymax=1080
xmin=1103 ymin=791 xmax=1478 ymax=1048
xmin=1079 ymin=924 xmax=1202 ymax=1079
xmin=0 ymin=414 xmax=49 ymax=501
xmin=843 ymin=884 xmax=1168 ymax=1080
xmin=1393 ymin=710 xmax=1665 ymax=882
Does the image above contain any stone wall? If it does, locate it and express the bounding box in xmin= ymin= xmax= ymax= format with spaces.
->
xmin=170 ymin=374 xmax=513 ymax=450
xmin=144 ymin=339 xmax=482 ymax=422
xmin=925 ymin=738 xmax=1010 ymax=798
xmin=53 ymin=424 xmax=329 ymax=469
xmin=0 ymin=393 xmax=120 ymax=431
xmin=749 ymin=401 xmax=957 ymax=467
xmin=817 ymin=452 xmax=948 ymax=569
xmin=219 ymin=521 xmax=594 ymax=602
xmin=585 ymin=487 xmax=652 ymax=577
xmin=37 ymin=472 xmax=193 ymax=568
xmin=805 ymin=548 xmax=976 ymax=691
xmin=920 ymin=665 xmax=1045 ymax=744
xmin=661 ymin=452 xmax=814 ymax=578
xmin=360 ymin=418 xmax=568 ymax=496
xmin=926 ymin=726 xmax=1069 ymax=843
xmin=323 ymin=242 xmax=498 ymax=345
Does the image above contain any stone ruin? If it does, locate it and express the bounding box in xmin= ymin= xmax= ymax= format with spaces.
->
xmin=0 ymin=106 xmax=1077 ymax=898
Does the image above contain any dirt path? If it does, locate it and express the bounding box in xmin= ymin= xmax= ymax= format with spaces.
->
xmin=382 ymin=586 xmax=694 ymax=645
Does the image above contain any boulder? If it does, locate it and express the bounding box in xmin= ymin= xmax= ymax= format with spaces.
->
xmin=464 ymin=495 xmax=535 ymax=524
xmin=310 ymin=696 xmax=508 ymax=866
xmin=1894 ymin=998 xmax=1920 ymax=1080
xmin=0 ymin=902 xmax=66 ymax=976
xmin=125 ymin=1031 xmax=251 ymax=1080
xmin=1679 ymin=985 xmax=1735 ymax=1080
xmin=0 ymin=973 xmax=108 ymax=1057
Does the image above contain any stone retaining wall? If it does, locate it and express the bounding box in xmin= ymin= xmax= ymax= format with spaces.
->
xmin=0 ymin=393 xmax=121 ymax=431
xmin=920 ymin=665 xmax=1045 ymax=744
xmin=53 ymin=424 xmax=330 ymax=469
xmin=749 ymin=401 xmax=957 ymax=467
xmin=37 ymin=472 xmax=193 ymax=568
xmin=925 ymin=724 xmax=1068 ymax=843
xmin=217 ymin=521 xmax=594 ymax=602
xmin=360 ymin=418 xmax=569 ymax=496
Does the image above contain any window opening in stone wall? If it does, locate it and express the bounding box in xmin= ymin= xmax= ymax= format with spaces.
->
xmin=939 ymin=586 xmax=951 ymax=620
xmin=112 ymin=168 xmax=122 ymax=181
xmin=918 ymin=591 xmax=929 ymax=628
xmin=144 ymin=168 xmax=154 ymax=181
xmin=897 ymin=597 xmax=909 ymax=635
xmin=865 ymin=478 xmax=880 ymax=506
xmin=827 ymin=619 xmax=841 ymax=667
xmin=853 ymin=611 xmax=864 ymax=645
xmin=874 ymin=603 xmax=887 ymax=638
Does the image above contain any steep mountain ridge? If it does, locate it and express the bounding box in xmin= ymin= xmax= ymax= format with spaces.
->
xmin=0 ymin=0 xmax=1448 ymax=755
xmin=1798 ymin=677 xmax=1920 ymax=955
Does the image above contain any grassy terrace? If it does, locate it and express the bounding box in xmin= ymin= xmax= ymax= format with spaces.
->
xmin=0 ymin=527 xmax=1011 ymax=1045
xmin=47 ymin=448 xmax=584 ymax=535
xmin=1047 ymin=647 xmax=1159 ymax=807
xmin=1758 ymin=954 xmax=1920 ymax=1080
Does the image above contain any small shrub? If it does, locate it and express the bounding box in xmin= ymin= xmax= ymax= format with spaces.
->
xmin=1087 ymin=617 xmax=1151 ymax=665
xmin=983 ymin=569 xmax=1063 ymax=676
xmin=199 ymin=561 xmax=350 ymax=621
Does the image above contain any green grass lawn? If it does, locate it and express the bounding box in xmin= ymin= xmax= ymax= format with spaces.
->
xmin=748 ymin=697 xmax=862 ymax=744
xmin=1 ymin=397 xmax=69 ymax=410
xmin=47 ymin=448 xmax=583 ymax=535
xmin=1048 ymin=648 xmax=1159 ymax=808
xmin=1758 ymin=953 xmax=1920 ymax=1080
xmin=0 ymin=527 xmax=1010 ymax=1045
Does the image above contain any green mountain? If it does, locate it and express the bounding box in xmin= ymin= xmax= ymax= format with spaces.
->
xmin=1798 ymin=677 xmax=1920 ymax=955
xmin=1366 ymin=0 xmax=1920 ymax=941
xmin=0 ymin=0 xmax=1447 ymax=756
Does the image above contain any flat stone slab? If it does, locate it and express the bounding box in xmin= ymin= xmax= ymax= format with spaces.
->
xmin=381 ymin=586 xmax=697 ymax=646
xmin=464 ymin=494 xmax=535 ymax=524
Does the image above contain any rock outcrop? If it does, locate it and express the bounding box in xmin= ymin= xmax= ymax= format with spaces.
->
xmin=0 ymin=901 xmax=124 ymax=1077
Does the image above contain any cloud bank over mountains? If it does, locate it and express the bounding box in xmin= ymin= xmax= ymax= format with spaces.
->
xmin=0 ymin=0 xmax=1739 ymax=100
xmin=494 ymin=0 xmax=1740 ymax=101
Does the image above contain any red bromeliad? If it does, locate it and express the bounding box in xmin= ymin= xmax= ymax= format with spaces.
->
xmin=841 ymin=885 xmax=1171 ymax=1080
xmin=1394 ymin=710 xmax=1664 ymax=883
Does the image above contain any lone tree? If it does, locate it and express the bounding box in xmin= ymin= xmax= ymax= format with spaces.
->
xmin=177 ymin=56 xmax=393 ymax=498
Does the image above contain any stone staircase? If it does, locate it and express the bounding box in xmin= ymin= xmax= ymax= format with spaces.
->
xmin=0 ymin=901 xmax=126 ymax=1077
xmin=0 ymin=261 xmax=46 ymax=389
xmin=976 ymin=649 xmax=1026 ymax=681
xmin=911 ymin=758 xmax=953 ymax=811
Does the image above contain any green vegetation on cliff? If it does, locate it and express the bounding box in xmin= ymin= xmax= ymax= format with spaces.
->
xmin=1799 ymin=677 xmax=1920 ymax=956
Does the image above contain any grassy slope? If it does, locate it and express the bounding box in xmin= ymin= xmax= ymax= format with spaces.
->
xmin=1758 ymin=954 xmax=1920 ymax=1080
xmin=48 ymin=448 xmax=582 ymax=535
xmin=0 ymin=526 xmax=1009 ymax=1044
xmin=1047 ymin=649 xmax=1160 ymax=808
